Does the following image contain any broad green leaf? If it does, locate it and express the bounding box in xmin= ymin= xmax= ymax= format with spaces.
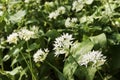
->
xmin=5 ymin=66 xmax=22 ymax=76
xmin=9 ymin=10 xmax=26 ymax=23
xmin=86 ymin=66 xmax=97 ymax=80
xmin=63 ymin=40 xmax=94 ymax=80
xmin=26 ymin=43 xmax=39 ymax=52
xmin=45 ymin=29 xmax=60 ymax=39
xmin=90 ymin=33 xmax=107 ymax=49
xmin=103 ymin=26 xmax=112 ymax=33
xmin=46 ymin=61 xmax=66 ymax=80
xmin=12 ymin=48 xmax=22 ymax=55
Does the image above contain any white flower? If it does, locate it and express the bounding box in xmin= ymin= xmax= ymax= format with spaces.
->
xmin=65 ymin=17 xmax=77 ymax=28
xmin=72 ymin=1 xmax=84 ymax=12
xmin=48 ymin=11 xmax=59 ymax=19
xmin=79 ymin=50 xmax=106 ymax=67
xmin=84 ymin=0 xmax=93 ymax=5
xmin=30 ymin=26 xmax=39 ymax=38
xmin=7 ymin=33 xmax=18 ymax=44
xmin=65 ymin=18 xmax=71 ymax=27
xmin=24 ymin=0 xmax=29 ymax=3
xmin=30 ymin=26 xmax=39 ymax=32
xmin=80 ymin=16 xmax=93 ymax=23
xmin=48 ymin=6 xmax=65 ymax=19
xmin=0 ymin=11 xmax=3 ymax=16
xmin=33 ymin=48 xmax=49 ymax=62
xmin=53 ymin=33 xmax=74 ymax=57
xmin=104 ymin=3 xmax=115 ymax=15
xmin=57 ymin=6 xmax=66 ymax=14
xmin=71 ymin=18 xmax=78 ymax=23
xmin=44 ymin=2 xmax=54 ymax=7
xmin=80 ymin=16 xmax=87 ymax=23
xmin=18 ymin=28 xmax=35 ymax=41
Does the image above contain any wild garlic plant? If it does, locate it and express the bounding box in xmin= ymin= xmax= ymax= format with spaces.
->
xmin=53 ymin=33 xmax=74 ymax=57
xmin=79 ymin=50 xmax=106 ymax=67
xmin=0 ymin=0 xmax=120 ymax=80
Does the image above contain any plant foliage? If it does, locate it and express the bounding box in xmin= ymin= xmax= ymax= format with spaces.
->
xmin=0 ymin=0 xmax=120 ymax=80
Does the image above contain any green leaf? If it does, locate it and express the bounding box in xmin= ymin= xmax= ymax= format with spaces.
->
xmin=86 ymin=66 xmax=97 ymax=80
xmin=46 ymin=61 xmax=66 ymax=80
xmin=63 ymin=40 xmax=94 ymax=80
xmin=12 ymin=48 xmax=22 ymax=55
xmin=5 ymin=66 xmax=22 ymax=76
xmin=90 ymin=33 xmax=107 ymax=49
xmin=9 ymin=10 xmax=26 ymax=23
xmin=3 ymin=54 xmax=10 ymax=61
xmin=26 ymin=43 xmax=39 ymax=52
xmin=18 ymin=68 xmax=27 ymax=80
xmin=112 ymin=33 xmax=120 ymax=44
xmin=45 ymin=29 xmax=60 ymax=39
xmin=11 ymin=55 xmax=18 ymax=67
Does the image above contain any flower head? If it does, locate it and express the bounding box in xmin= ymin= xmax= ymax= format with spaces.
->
xmin=18 ymin=28 xmax=35 ymax=41
xmin=57 ymin=6 xmax=66 ymax=14
xmin=65 ymin=17 xmax=77 ymax=28
xmin=30 ymin=26 xmax=39 ymax=38
xmin=53 ymin=33 xmax=74 ymax=57
xmin=84 ymin=0 xmax=93 ymax=5
xmin=44 ymin=2 xmax=54 ymax=7
xmin=7 ymin=33 xmax=18 ymax=44
xmin=48 ymin=6 xmax=65 ymax=19
xmin=72 ymin=1 xmax=84 ymax=12
xmin=48 ymin=11 xmax=59 ymax=19
xmin=33 ymin=48 xmax=49 ymax=62
xmin=24 ymin=0 xmax=29 ymax=3
xmin=79 ymin=50 xmax=106 ymax=67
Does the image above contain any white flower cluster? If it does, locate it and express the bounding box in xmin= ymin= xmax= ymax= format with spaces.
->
xmin=24 ymin=0 xmax=29 ymax=3
xmin=72 ymin=0 xmax=84 ymax=12
xmin=48 ymin=6 xmax=65 ymax=19
xmin=7 ymin=33 xmax=18 ymax=44
xmin=72 ymin=0 xmax=93 ymax=12
xmin=33 ymin=48 xmax=49 ymax=63
xmin=18 ymin=28 xmax=35 ymax=41
xmin=53 ymin=33 xmax=74 ymax=57
xmin=80 ymin=16 xmax=93 ymax=24
xmin=65 ymin=17 xmax=78 ymax=28
xmin=30 ymin=26 xmax=39 ymax=38
xmin=79 ymin=50 xmax=106 ymax=67
xmin=7 ymin=27 xmax=36 ymax=44
xmin=44 ymin=2 xmax=54 ymax=7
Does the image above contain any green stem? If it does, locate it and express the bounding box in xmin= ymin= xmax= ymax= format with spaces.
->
xmin=26 ymin=41 xmax=36 ymax=80
xmin=96 ymin=67 xmax=104 ymax=80
xmin=106 ymin=0 xmax=113 ymax=12
xmin=105 ymin=0 xmax=118 ymax=32
xmin=20 ymin=52 xmax=36 ymax=80
xmin=26 ymin=42 xmax=32 ymax=70
xmin=1 ymin=60 xmax=4 ymax=71
xmin=69 ymin=52 xmax=81 ymax=69
xmin=45 ymin=60 xmax=65 ymax=78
